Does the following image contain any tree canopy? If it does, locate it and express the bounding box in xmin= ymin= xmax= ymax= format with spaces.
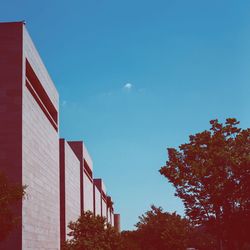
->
xmin=134 ymin=205 xmax=190 ymax=250
xmin=63 ymin=211 xmax=121 ymax=250
xmin=120 ymin=205 xmax=192 ymax=250
xmin=160 ymin=118 xmax=250 ymax=250
xmin=120 ymin=205 xmax=218 ymax=250
xmin=63 ymin=207 xmax=194 ymax=250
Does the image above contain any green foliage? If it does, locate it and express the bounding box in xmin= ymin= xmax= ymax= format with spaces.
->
xmin=121 ymin=206 xmax=218 ymax=250
xmin=187 ymin=225 xmax=217 ymax=250
xmin=120 ymin=230 xmax=141 ymax=250
xmin=63 ymin=211 xmax=122 ymax=250
xmin=0 ymin=171 xmax=26 ymax=242
xmin=121 ymin=205 xmax=190 ymax=250
xmin=160 ymin=118 xmax=250 ymax=249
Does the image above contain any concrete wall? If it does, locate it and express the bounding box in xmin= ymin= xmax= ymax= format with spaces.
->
xmin=67 ymin=142 xmax=84 ymax=212
xmin=60 ymin=140 xmax=81 ymax=242
xmin=22 ymin=24 xmax=60 ymax=250
xmin=107 ymin=207 xmax=114 ymax=226
xmin=23 ymin=24 xmax=58 ymax=108
xmin=102 ymin=198 xmax=107 ymax=219
xmin=94 ymin=185 xmax=101 ymax=216
xmin=114 ymin=214 xmax=121 ymax=232
xmin=107 ymin=207 xmax=111 ymax=224
xmin=83 ymin=172 xmax=94 ymax=212
xmin=111 ymin=212 xmax=115 ymax=227
xmin=82 ymin=143 xmax=93 ymax=172
xmin=65 ymin=141 xmax=81 ymax=236
xmin=0 ymin=22 xmax=119 ymax=250
xmin=94 ymin=179 xmax=108 ymax=219
xmin=68 ymin=141 xmax=94 ymax=213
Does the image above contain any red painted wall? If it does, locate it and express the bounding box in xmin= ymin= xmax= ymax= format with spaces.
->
xmin=0 ymin=22 xmax=23 ymax=250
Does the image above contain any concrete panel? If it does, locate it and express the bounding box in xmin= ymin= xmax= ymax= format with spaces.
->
xmin=94 ymin=185 xmax=101 ymax=216
xmin=67 ymin=142 xmax=84 ymax=212
xmin=82 ymin=143 xmax=93 ymax=171
xmin=102 ymin=199 xmax=107 ymax=219
xmin=22 ymin=78 xmax=60 ymax=250
xmin=107 ymin=207 xmax=111 ymax=224
xmin=114 ymin=214 xmax=121 ymax=232
xmin=64 ymin=141 xmax=81 ymax=238
xmin=111 ymin=212 xmax=115 ymax=227
xmin=23 ymin=25 xmax=59 ymax=109
xmin=68 ymin=141 xmax=94 ymax=214
xmin=68 ymin=141 xmax=93 ymax=171
xmin=83 ymin=173 xmax=94 ymax=212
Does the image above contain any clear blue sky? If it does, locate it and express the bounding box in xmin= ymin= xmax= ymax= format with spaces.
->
xmin=1 ymin=0 xmax=250 ymax=230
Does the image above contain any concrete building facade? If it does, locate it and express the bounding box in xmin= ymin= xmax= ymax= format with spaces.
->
xmin=67 ymin=141 xmax=94 ymax=213
xmin=0 ymin=21 xmax=120 ymax=250
xmin=59 ymin=139 xmax=81 ymax=244
xmin=0 ymin=21 xmax=60 ymax=250
xmin=94 ymin=179 xmax=107 ymax=218
xmin=93 ymin=182 xmax=102 ymax=216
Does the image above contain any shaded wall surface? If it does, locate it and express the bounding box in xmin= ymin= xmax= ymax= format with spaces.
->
xmin=114 ymin=214 xmax=121 ymax=232
xmin=0 ymin=21 xmax=23 ymax=250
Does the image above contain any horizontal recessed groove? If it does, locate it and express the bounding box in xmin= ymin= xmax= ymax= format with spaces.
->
xmin=26 ymin=78 xmax=58 ymax=131
xmin=84 ymin=168 xmax=93 ymax=183
xmin=102 ymin=192 xmax=107 ymax=201
xmin=84 ymin=160 xmax=93 ymax=179
xmin=25 ymin=59 xmax=58 ymax=131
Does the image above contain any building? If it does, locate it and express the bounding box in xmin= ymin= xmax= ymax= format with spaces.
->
xmin=68 ymin=141 xmax=94 ymax=213
xmin=59 ymin=139 xmax=81 ymax=245
xmin=114 ymin=214 xmax=121 ymax=232
xmin=0 ymin=21 xmax=60 ymax=250
xmin=0 ymin=21 xmax=120 ymax=250
xmin=107 ymin=196 xmax=115 ymax=227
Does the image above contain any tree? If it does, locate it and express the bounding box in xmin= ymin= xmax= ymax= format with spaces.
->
xmin=121 ymin=206 xmax=217 ymax=250
xmin=132 ymin=205 xmax=190 ymax=250
xmin=160 ymin=118 xmax=250 ymax=250
xmin=63 ymin=211 xmax=122 ymax=250
xmin=120 ymin=230 xmax=141 ymax=250
xmin=187 ymin=224 xmax=217 ymax=250
xmin=0 ymin=171 xmax=26 ymax=242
